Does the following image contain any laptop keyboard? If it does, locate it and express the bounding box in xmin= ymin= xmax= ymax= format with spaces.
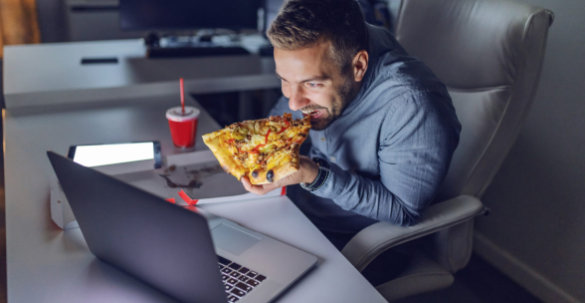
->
xmin=217 ymin=255 xmax=267 ymax=302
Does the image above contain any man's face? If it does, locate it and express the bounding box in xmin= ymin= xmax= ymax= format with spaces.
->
xmin=274 ymin=41 xmax=357 ymax=130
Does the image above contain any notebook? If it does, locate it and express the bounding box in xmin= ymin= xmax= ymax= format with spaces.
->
xmin=47 ymin=151 xmax=318 ymax=303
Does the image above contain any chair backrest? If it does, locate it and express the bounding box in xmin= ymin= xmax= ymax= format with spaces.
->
xmin=394 ymin=0 xmax=553 ymax=199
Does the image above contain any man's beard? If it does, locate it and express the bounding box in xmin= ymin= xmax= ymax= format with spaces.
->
xmin=309 ymin=77 xmax=357 ymax=130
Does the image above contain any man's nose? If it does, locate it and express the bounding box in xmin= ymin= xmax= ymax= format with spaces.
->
xmin=288 ymin=85 xmax=308 ymax=111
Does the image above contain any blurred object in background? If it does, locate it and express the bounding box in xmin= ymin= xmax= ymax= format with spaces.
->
xmin=0 ymin=0 xmax=41 ymax=58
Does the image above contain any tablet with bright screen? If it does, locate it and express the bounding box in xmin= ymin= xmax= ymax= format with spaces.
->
xmin=68 ymin=141 xmax=161 ymax=168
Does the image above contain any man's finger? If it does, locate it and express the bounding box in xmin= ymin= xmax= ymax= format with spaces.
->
xmin=241 ymin=176 xmax=254 ymax=191
xmin=241 ymin=176 xmax=267 ymax=195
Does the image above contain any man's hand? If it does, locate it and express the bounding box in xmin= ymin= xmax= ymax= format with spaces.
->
xmin=241 ymin=156 xmax=319 ymax=195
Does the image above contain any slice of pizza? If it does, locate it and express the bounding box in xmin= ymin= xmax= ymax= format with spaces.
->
xmin=202 ymin=113 xmax=311 ymax=185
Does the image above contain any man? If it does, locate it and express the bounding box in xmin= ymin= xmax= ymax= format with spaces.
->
xmin=242 ymin=0 xmax=461 ymax=282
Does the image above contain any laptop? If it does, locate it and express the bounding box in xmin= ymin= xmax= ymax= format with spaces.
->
xmin=47 ymin=151 xmax=318 ymax=303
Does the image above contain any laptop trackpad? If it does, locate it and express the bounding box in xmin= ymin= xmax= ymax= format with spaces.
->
xmin=211 ymin=223 xmax=260 ymax=256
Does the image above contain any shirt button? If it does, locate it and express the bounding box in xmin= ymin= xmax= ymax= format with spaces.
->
xmin=329 ymin=156 xmax=336 ymax=163
xmin=320 ymin=137 xmax=326 ymax=142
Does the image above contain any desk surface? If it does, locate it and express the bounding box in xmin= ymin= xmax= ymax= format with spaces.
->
xmin=3 ymin=36 xmax=280 ymax=108
xmin=2 ymin=97 xmax=386 ymax=302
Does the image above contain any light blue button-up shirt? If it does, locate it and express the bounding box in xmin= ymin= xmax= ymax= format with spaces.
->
xmin=270 ymin=25 xmax=461 ymax=240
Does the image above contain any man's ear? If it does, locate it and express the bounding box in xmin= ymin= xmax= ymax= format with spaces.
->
xmin=352 ymin=50 xmax=369 ymax=82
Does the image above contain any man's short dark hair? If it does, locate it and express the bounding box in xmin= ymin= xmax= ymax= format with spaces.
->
xmin=267 ymin=0 xmax=368 ymax=72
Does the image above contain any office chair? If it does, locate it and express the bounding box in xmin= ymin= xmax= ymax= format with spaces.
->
xmin=341 ymin=0 xmax=554 ymax=300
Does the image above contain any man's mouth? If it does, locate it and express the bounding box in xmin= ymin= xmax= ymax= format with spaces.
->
xmin=302 ymin=109 xmax=325 ymax=120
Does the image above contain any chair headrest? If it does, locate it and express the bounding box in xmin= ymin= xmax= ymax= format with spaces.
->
xmin=395 ymin=0 xmax=553 ymax=89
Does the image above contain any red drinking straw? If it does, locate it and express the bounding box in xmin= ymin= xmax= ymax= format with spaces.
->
xmin=180 ymin=77 xmax=185 ymax=114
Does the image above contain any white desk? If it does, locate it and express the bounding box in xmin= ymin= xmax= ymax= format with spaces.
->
xmin=3 ymin=36 xmax=280 ymax=109
xmin=2 ymin=97 xmax=386 ymax=302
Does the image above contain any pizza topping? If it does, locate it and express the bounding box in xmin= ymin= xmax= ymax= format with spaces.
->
xmin=266 ymin=170 xmax=274 ymax=183
xmin=264 ymin=129 xmax=271 ymax=142
xmin=277 ymin=120 xmax=290 ymax=134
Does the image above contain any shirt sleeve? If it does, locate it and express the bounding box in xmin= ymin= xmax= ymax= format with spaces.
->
xmin=308 ymin=92 xmax=460 ymax=226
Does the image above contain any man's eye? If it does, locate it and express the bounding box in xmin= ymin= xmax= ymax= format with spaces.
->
xmin=306 ymin=82 xmax=322 ymax=88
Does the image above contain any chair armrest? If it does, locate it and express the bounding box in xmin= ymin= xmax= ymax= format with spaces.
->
xmin=341 ymin=195 xmax=485 ymax=271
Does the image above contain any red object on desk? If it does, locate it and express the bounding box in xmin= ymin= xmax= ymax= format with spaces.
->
xmin=178 ymin=189 xmax=199 ymax=205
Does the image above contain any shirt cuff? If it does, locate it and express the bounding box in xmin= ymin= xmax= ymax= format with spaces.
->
xmin=300 ymin=158 xmax=330 ymax=192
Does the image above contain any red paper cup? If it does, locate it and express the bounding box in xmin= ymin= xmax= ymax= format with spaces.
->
xmin=166 ymin=106 xmax=200 ymax=148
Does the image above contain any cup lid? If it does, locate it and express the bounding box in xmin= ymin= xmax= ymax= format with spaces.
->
xmin=166 ymin=106 xmax=200 ymax=122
